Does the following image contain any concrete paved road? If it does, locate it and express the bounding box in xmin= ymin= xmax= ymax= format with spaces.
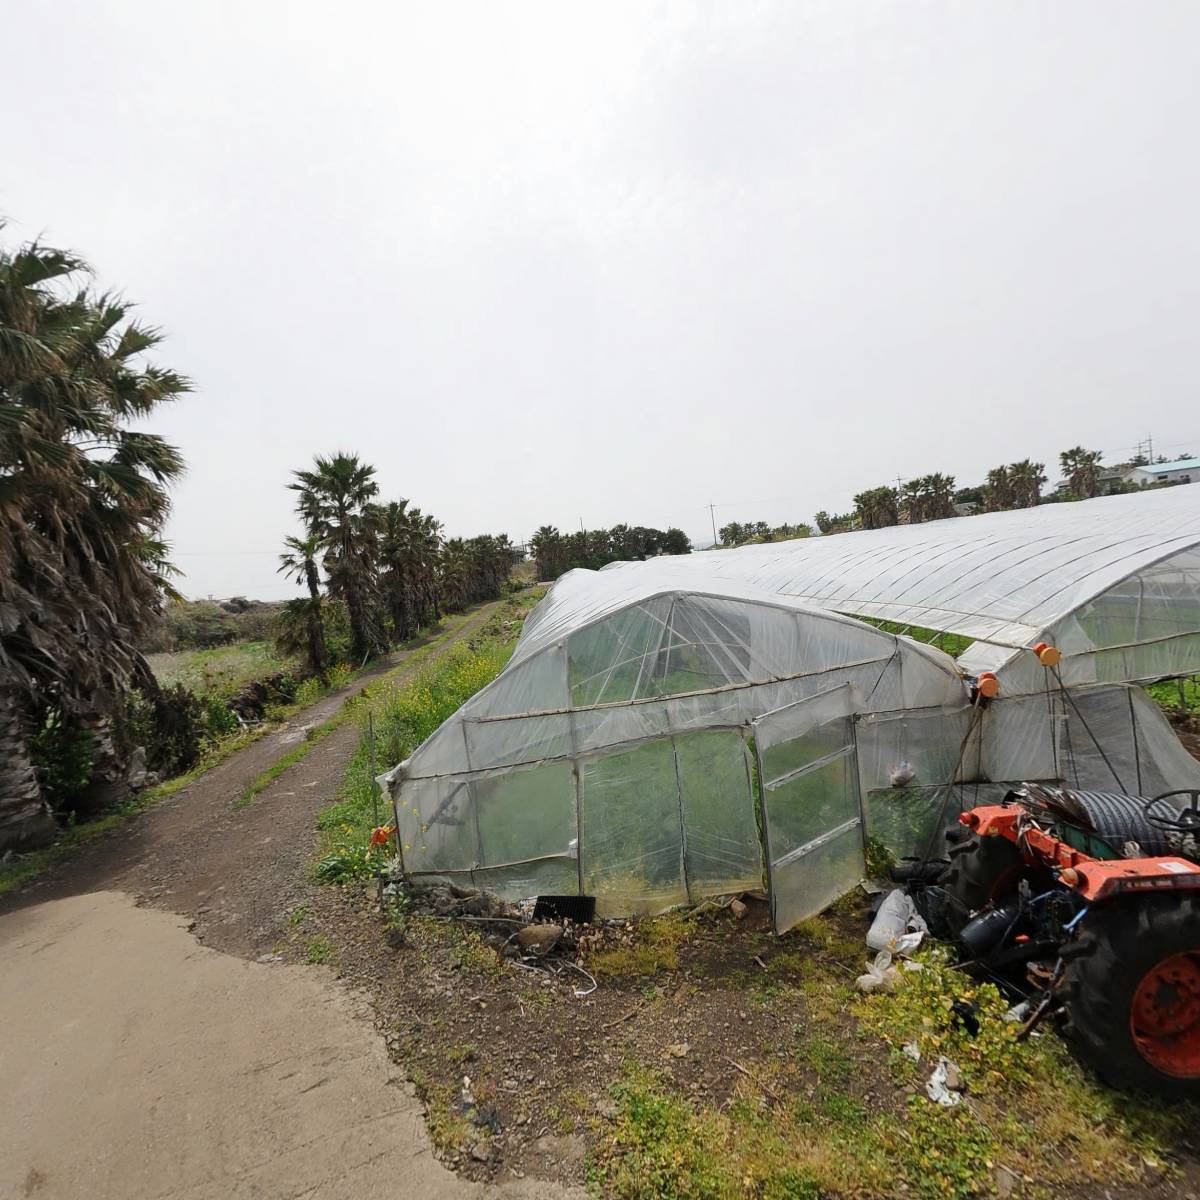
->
xmin=0 ymin=891 xmax=570 ymax=1200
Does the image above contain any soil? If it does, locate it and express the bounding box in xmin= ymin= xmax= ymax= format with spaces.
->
xmin=302 ymin=887 xmax=879 ymax=1186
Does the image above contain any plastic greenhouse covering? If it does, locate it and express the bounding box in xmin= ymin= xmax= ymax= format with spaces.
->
xmin=384 ymin=487 xmax=1200 ymax=932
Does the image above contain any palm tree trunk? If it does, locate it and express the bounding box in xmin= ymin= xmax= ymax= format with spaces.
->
xmin=307 ymin=611 xmax=330 ymax=675
xmin=74 ymin=711 xmax=129 ymax=819
xmin=345 ymin=585 xmax=368 ymax=662
xmin=0 ymin=690 xmax=56 ymax=852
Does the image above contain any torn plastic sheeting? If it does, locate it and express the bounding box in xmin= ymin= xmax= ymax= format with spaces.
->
xmin=865 ymin=888 xmax=928 ymax=954
xmin=856 ymin=950 xmax=901 ymax=994
xmin=926 ymin=1057 xmax=964 ymax=1107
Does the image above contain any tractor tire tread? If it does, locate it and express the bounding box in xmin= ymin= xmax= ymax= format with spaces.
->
xmin=1062 ymin=894 xmax=1200 ymax=1099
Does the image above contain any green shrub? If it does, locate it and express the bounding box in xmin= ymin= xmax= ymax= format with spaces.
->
xmin=28 ymin=709 xmax=94 ymax=814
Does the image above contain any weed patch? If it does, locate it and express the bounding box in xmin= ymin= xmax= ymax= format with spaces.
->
xmin=304 ymin=935 xmax=333 ymax=964
xmin=585 ymin=912 xmax=695 ymax=979
xmin=315 ymin=593 xmax=543 ymax=883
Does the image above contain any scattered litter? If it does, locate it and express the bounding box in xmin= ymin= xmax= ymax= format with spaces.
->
xmin=560 ymin=960 xmax=597 ymax=998
xmin=859 ymin=878 xmax=887 ymax=895
xmin=856 ymin=950 xmax=901 ymax=993
xmin=951 ymin=999 xmax=980 ymax=1037
xmin=516 ymin=923 xmax=563 ymax=955
xmin=902 ymin=1040 xmax=921 ymax=1062
xmin=866 ymin=889 xmax=929 ymax=954
xmin=925 ymin=1057 xmax=964 ymax=1107
xmin=1003 ymin=1000 xmax=1032 ymax=1024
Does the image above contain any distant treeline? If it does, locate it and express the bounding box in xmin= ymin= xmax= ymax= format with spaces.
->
xmin=530 ymin=524 xmax=691 ymax=579
xmin=718 ymin=520 xmax=813 ymax=547
xmin=279 ymin=453 xmax=522 ymax=674
xmin=813 ymin=446 xmax=1194 ymax=536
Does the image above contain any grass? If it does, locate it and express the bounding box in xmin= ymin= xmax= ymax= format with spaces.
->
xmin=406 ymin=915 xmax=503 ymax=976
xmin=304 ymin=934 xmax=333 ymax=963
xmin=0 ymin=608 xmax=495 ymax=899
xmin=234 ymin=717 xmax=340 ymax=808
xmin=588 ymin=907 xmax=1196 ymax=1200
xmin=409 ymin=1066 xmax=471 ymax=1155
xmin=585 ymin=912 xmax=695 ymax=978
xmin=1147 ymin=674 xmax=1200 ymax=718
xmin=314 ymin=590 xmax=545 ymax=883
xmin=147 ymin=640 xmax=294 ymax=698
xmin=856 ymin=617 xmax=975 ymax=659
xmin=0 ymin=725 xmax=269 ymax=898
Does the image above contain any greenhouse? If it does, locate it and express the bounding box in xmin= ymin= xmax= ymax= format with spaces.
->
xmin=384 ymin=486 xmax=1200 ymax=932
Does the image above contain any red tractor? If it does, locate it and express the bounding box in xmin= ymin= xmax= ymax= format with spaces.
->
xmin=940 ymin=785 xmax=1200 ymax=1097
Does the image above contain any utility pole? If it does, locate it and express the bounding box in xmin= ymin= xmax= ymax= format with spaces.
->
xmin=708 ymin=503 xmax=718 ymax=548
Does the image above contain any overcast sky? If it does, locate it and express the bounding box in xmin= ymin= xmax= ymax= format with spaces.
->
xmin=4 ymin=2 xmax=1198 ymax=599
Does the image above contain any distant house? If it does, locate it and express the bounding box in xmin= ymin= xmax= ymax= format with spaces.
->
xmin=1123 ymin=457 xmax=1200 ymax=487
xmin=1053 ymin=466 xmax=1129 ymax=496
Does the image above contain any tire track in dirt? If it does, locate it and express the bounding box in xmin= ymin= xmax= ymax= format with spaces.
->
xmin=2 ymin=602 xmax=498 ymax=951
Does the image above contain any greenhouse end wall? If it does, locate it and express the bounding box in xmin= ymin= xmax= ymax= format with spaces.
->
xmin=387 ymin=584 xmax=968 ymax=919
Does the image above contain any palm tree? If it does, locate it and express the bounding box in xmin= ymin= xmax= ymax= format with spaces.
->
xmin=922 ymin=473 xmax=957 ymax=520
xmin=531 ymin=525 xmax=566 ymax=579
xmin=983 ymin=465 xmax=1013 ymax=512
xmin=854 ymin=486 xmax=900 ymax=529
xmin=290 ymin=453 xmax=389 ymax=663
xmin=1008 ymin=460 xmax=1046 ymax=508
xmin=377 ymin=500 xmax=444 ymax=639
xmin=278 ymin=534 xmax=330 ymax=674
xmin=0 ymin=228 xmax=188 ymax=847
xmin=1059 ymin=447 xmax=1102 ymax=499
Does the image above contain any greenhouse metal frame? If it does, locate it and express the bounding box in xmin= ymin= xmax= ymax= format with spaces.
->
xmin=383 ymin=486 xmax=1200 ymax=932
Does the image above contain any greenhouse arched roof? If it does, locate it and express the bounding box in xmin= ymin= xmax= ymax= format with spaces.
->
xmin=597 ymin=486 xmax=1200 ymax=650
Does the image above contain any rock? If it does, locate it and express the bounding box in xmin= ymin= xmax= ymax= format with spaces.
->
xmin=667 ymin=1042 xmax=690 ymax=1058
xmin=942 ymin=1060 xmax=964 ymax=1092
xmin=516 ymin=924 xmax=563 ymax=955
xmin=533 ymin=1135 xmax=585 ymax=1165
xmin=730 ymin=898 xmax=748 ymax=919
xmin=992 ymin=1165 xmax=1019 ymax=1197
xmin=469 ymin=1142 xmax=492 ymax=1163
xmin=125 ymin=745 xmax=148 ymax=790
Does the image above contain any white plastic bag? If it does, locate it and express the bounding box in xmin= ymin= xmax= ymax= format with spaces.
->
xmin=866 ymin=889 xmax=929 ymax=954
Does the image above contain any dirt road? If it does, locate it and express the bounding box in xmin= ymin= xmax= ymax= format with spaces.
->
xmin=0 ymin=606 xmax=572 ymax=1200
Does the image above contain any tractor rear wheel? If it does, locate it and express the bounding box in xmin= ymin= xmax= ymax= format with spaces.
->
xmin=1063 ymin=895 xmax=1200 ymax=1098
xmin=938 ymin=829 xmax=1027 ymax=935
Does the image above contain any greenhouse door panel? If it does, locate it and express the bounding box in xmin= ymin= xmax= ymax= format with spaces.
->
xmin=753 ymin=686 xmax=864 ymax=934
